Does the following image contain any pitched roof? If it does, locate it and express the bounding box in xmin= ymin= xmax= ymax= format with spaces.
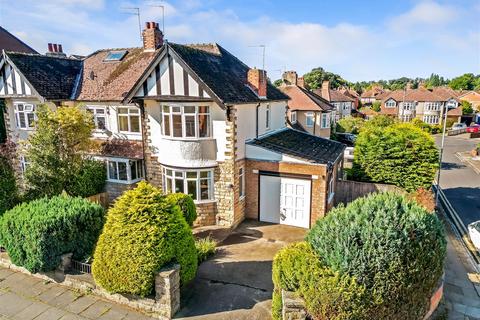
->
xmin=76 ymin=47 xmax=160 ymax=101
xmin=247 ymin=128 xmax=345 ymax=165
xmin=382 ymin=88 xmax=446 ymax=102
xmin=431 ymin=87 xmax=461 ymax=100
xmin=169 ymin=43 xmax=289 ymax=104
xmin=341 ymin=88 xmax=360 ymax=99
xmin=361 ymin=87 xmax=385 ymax=98
xmin=6 ymin=52 xmax=82 ymax=100
xmin=313 ymin=88 xmax=354 ymax=102
xmin=0 ymin=27 xmax=37 ymax=54
xmin=280 ymin=85 xmax=333 ymax=112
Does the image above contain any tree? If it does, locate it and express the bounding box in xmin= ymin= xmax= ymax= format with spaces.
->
xmin=0 ymin=142 xmax=18 ymax=215
xmin=23 ymin=105 xmax=95 ymax=198
xmin=273 ymin=79 xmax=283 ymax=87
xmin=354 ymin=123 xmax=439 ymax=191
xmin=303 ymin=67 xmax=349 ymax=90
xmin=449 ymin=73 xmax=477 ymax=90
xmin=362 ymin=114 xmax=395 ymax=132
xmin=424 ymin=73 xmax=447 ymax=88
xmin=371 ymin=101 xmax=381 ymax=112
xmin=336 ymin=117 xmax=365 ymax=134
xmin=461 ymin=100 xmax=474 ymax=115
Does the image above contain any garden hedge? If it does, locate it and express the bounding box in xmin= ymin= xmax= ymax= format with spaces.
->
xmin=306 ymin=192 xmax=446 ymax=319
xmin=65 ymin=159 xmax=106 ymax=198
xmin=166 ymin=193 xmax=197 ymax=227
xmin=0 ymin=156 xmax=18 ymax=216
xmin=92 ymin=182 xmax=197 ymax=297
xmin=0 ymin=195 xmax=104 ymax=272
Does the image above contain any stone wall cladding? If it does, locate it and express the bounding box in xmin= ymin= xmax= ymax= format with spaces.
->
xmin=105 ymin=181 xmax=137 ymax=203
xmin=245 ymin=159 xmax=329 ymax=227
xmin=194 ymin=201 xmax=217 ymax=227
xmin=142 ymin=106 xmax=163 ymax=189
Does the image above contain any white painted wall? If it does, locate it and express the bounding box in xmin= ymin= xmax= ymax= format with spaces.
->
xmin=245 ymin=144 xmax=312 ymax=164
xmin=0 ymin=62 xmax=35 ymax=97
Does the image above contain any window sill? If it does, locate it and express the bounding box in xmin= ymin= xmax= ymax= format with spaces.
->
xmin=17 ymin=127 xmax=35 ymax=131
xmin=106 ymin=178 xmax=145 ymax=185
xmin=118 ymin=131 xmax=142 ymax=135
xmin=194 ymin=199 xmax=217 ymax=205
xmin=160 ymin=136 xmax=215 ymax=142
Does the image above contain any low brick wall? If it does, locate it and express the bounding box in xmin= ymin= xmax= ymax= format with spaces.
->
xmin=0 ymin=253 xmax=180 ymax=319
xmin=194 ymin=201 xmax=217 ymax=227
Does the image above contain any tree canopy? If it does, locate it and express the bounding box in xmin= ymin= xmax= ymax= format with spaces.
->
xmin=303 ymin=67 xmax=350 ymax=90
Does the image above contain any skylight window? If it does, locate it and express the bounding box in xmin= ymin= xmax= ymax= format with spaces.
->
xmin=104 ymin=50 xmax=127 ymax=62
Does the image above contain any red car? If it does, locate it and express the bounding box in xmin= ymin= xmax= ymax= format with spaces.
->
xmin=467 ymin=124 xmax=480 ymax=133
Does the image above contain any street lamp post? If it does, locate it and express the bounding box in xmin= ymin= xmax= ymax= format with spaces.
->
xmin=435 ymin=103 xmax=452 ymax=205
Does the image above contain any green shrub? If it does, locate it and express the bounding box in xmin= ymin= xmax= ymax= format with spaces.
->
xmin=336 ymin=117 xmax=365 ymax=134
xmin=92 ymin=182 xmax=197 ymax=297
xmin=446 ymin=118 xmax=456 ymax=129
xmin=306 ymin=192 xmax=446 ymax=319
xmin=0 ymin=196 xmax=104 ymax=272
xmin=361 ymin=114 xmax=395 ymax=132
xmin=166 ymin=193 xmax=197 ymax=227
xmin=354 ymin=123 xmax=439 ymax=191
xmin=195 ymin=236 xmax=216 ymax=263
xmin=0 ymin=156 xmax=18 ymax=216
xmin=65 ymin=159 xmax=106 ymax=198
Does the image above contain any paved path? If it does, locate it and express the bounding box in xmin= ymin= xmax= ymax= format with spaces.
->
xmin=0 ymin=268 xmax=155 ymax=320
xmin=435 ymin=134 xmax=480 ymax=227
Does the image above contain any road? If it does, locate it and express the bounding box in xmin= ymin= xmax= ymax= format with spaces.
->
xmin=436 ymin=134 xmax=480 ymax=227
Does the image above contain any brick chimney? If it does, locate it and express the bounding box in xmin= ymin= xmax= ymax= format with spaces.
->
xmin=247 ymin=68 xmax=267 ymax=99
xmin=321 ymin=81 xmax=331 ymax=101
xmin=297 ymin=76 xmax=305 ymax=88
xmin=142 ymin=22 xmax=164 ymax=52
xmin=46 ymin=43 xmax=66 ymax=57
xmin=406 ymin=82 xmax=413 ymax=90
xmin=282 ymin=71 xmax=298 ymax=85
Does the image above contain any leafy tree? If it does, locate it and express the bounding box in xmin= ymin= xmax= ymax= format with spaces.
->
xmin=273 ymin=79 xmax=283 ymax=87
xmin=336 ymin=117 xmax=365 ymax=134
xmin=23 ymin=105 xmax=95 ymax=198
xmin=0 ymin=142 xmax=18 ymax=215
xmin=354 ymin=123 xmax=439 ymax=191
xmin=461 ymin=100 xmax=474 ymax=115
xmin=449 ymin=73 xmax=477 ymax=90
xmin=424 ymin=73 xmax=447 ymax=88
xmin=371 ymin=101 xmax=381 ymax=112
xmin=361 ymin=114 xmax=395 ymax=132
xmin=303 ymin=67 xmax=349 ymax=90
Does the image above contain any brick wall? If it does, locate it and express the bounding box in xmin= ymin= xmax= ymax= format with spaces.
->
xmin=245 ymin=159 xmax=330 ymax=227
xmin=105 ymin=182 xmax=137 ymax=203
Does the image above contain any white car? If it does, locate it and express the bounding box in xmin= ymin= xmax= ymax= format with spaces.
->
xmin=468 ymin=221 xmax=480 ymax=251
xmin=452 ymin=123 xmax=467 ymax=130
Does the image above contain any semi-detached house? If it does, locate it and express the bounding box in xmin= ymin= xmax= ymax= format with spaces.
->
xmin=0 ymin=21 xmax=345 ymax=229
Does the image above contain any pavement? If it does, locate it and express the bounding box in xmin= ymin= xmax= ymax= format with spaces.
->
xmin=435 ymin=134 xmax=480 ymax=227
xmin=176 ymin=220 xmax=306 ymax=320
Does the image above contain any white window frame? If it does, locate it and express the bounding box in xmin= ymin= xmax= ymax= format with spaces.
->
xmin=343 ymin=103 xmax=350 ymax=111
xmin=117 ymin=107 xmax=141 ymax=134
xmin=328 ymin=171 xmax=335 ymax=203
xmin=291 ymin=111 xmax=297 ymax=123
xmin=14 ymin=102 xmax=36 ymax=130
xmin=423 ymin=115 xmax=439 ymax=125
xmin=266 ymin=105 xmax=271 ymax=130
xmin=87 ymin=106 xmax=108 ymax=131
xmin=161 ymin=105 xmax=211 ymax=139
xmin=402 ymin=102 xmax=415 ymax=111
xmin=306 ymin=112 xmax=315 ymax=127
xmin=239 ymin=167 xmax=245 ymax=199
xmin=162 ymin=166 xmax=215 ymax=202
xmin=105 ymin=158 xmax=145 ymax=184
xmin=20 ymin=156 xmax=29 ymax=173
xmin=385 ymin=100 xmax=396 ymax=108
xmin=321 ymin=113 xmax=330 ymax=128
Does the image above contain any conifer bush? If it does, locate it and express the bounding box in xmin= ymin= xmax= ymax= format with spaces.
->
xmin=0 ymin=196 xmax=104 ymax=272
xmin=166 ymin=193 xmax=197 ymax=227
xmin=65 ymin=159 xmax=107 ymax=198
xmin=0 ymin=156 xmax=18 ymax=216
xmin=92 ymin=182 xmax=197 ymax=297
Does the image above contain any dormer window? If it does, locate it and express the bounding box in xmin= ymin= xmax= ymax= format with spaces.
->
xmin=385 ymin=100 xmax=396 ymax=108
xmin=104 ymin=50 xmax=128 ymax=62
xmin=291 ymin=111 xmax=297 ymax=123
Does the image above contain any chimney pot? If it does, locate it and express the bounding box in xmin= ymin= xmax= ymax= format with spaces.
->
xmin=321 ymin=81 xmax=331 ymax=101
xmin=48 ymin=43 xmax=53 ymax=52
xmin=142 ymin=21 xmax=164 ymax=51
xmin=58 ymin=44 xmax=63 ymax=53
xmin=53 ymin=44 xmax=58 ymax=52
xmin=282 ymin=71 xmax=298 ymax=86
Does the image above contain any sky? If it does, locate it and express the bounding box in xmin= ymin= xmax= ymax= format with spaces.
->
xmin=0 ymin=0 xmax=479 ymax=82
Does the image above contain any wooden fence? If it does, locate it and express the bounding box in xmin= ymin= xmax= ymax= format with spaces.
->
xmin=335 ymin=180 xmax=405 ymax=206
xmin=86 ymin=192 xmax=109 ymax=209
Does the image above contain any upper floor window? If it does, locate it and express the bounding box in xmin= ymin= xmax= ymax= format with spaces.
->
xmin=162 ymin=167 xmax=214 ymax=201
xmin=306 ymin=112 xmax=315 ymax=127
xmin=423 ymin=115 xmax=439 ymax=125
xmin=87 ymin=106 xmax=107 ymax=130
xmin=118 ymin=107 xmax=141 ymax=133
xmin=343 ymin=103 xmax=350 ymax=111
xmin=162 ymin=105 xmax=210 ymax=139
xmin=425 ymin=102 xmax=441 ymax=111
xmin=239 ymin=167 xmax=245 ymax=198
xmin=321 ymin=113 xmax=330 ymax=128
xmin=266 ymin=105 xmax=271 ymax=129
xmin=402 ymin=102 xmax=415 ymax=111
xmin=107 ymin=158 xmax=144 ymax=184
xmin=385 ymin=100 xmax=396 ymax=108
xmin=14 ymin=103 xmax=35 ymax=130
xmin=291 ymin=111 xmax=297 ymax=123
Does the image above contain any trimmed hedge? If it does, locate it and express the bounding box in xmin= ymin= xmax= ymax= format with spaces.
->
xmin=92 ymin=182 xmax=197 ymax=297
xmin=306 ymin=192 xmax=446 ymax=319
xmin=0 ymin=196 xmax=104 ymax=272
xmin=166 ymin=193 xmax=197 ymax=227
xmin=65 ymin=159 xmax=106 ymax=198
xmin=0 ymin=156 xmax=18 ymax=215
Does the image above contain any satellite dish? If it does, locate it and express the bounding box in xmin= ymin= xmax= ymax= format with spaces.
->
xmin=89 ymin=71 xmax=96 ymax=80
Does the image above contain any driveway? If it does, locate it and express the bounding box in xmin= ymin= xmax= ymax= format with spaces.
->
xmin=177 ymin=220 xmax=307 ymax=320
xmin=435 ymin=134 xmax=480 ymax=227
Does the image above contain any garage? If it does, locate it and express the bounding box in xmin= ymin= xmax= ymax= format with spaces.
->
xmin=259 ymin=174 xmax=311 ymax=228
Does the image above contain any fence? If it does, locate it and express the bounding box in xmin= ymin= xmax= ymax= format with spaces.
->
xmin=86 ymin=192 xmax=109 ymax=209
xmin=447 ymin=128 xmax=467 ymax=136
xmin=71 ymin=259 xmax=92 ymax=274
xmin=335 ymin=180 xmax=405 ymax=206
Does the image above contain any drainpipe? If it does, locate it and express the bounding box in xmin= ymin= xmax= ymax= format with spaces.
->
xmin=136 ymin=99 xmax=148 ymax=180
xmin=313 ymin=111 xmax=317 ymax=135
xmin=255 ymin=103 xmax=260 ymax=138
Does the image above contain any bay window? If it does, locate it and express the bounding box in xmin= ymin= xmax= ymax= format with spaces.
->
xmin=106 ymin=158 xmax=144 ymax=183
xmin=14 ymin=103 xmax=35 ymax=130
xmin=162 ymin=167 xmax=214 ymax=201
xmin=385 ymin=100 xmax=396 ymax=108
xmin=162 ymin=105 xmax=211 ymax=139
xmin=118 ymin=107 xmax=141 ymax=133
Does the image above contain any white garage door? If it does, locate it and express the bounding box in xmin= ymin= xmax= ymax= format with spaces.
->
xmin=259 ymin=175 xmax=311 ymax=228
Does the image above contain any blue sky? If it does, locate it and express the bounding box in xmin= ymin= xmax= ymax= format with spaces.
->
xmin=1 ymin=0 xmax=479 ymax=82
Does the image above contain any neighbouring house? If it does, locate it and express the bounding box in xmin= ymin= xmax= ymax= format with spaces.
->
xmin=278 ymin=71 xmax=333 ymax=139
xmin=431 ymin=86 xmax=463 ymax=123
xmin=458 ymin=90 xmax=480 ymax=123
xmin=1 ymin=21 xmax=345 ymax=230
xmin=380 ymin=88 xmax=460 ymax=124
xmin=340 ymin=87 xmax=360 ymax=109
xmin=360 ymin=86 xmax=387 ymax=105
xmin=314 ymin=81 xmax=354 ymax=121
xmin=0 ymin=26 xmax=37 ymax=54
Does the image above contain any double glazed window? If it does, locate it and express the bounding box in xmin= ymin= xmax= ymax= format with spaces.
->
xmin=107 ymin=159 xmax=144 ymax=183
xmin=291 ymin=111 xmax=297 ymax=123
xmin=423 ymin=115 xmax=439 ymax=125
xmin=385 ymin=100 xmax=396 ymax=108
xmin=425 ymin=102 xmax=441 ymax=111
xmin=306 ymin=112 xmax=315 ymax=127
xmin=162 ymin=167 xmax=214 ymax=201
xmin=402 ymin=102 xmax=415 ymax=111
xmin=14 ymin=103 xmax=35 ymax=130
xmin=321 ymin=113 xmax=330 ymax=128
xmin=118 ymin=107 xmax=141 ymax=133
xmin=239 ymin=167 xmax=245 ymax=198
xmin=87 ymin=107 xmax=107 ymax=130
xmin=162 ymin=105 xmax=210 ymax=138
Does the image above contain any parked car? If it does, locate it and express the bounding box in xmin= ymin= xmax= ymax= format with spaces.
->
xmin=466 ymin=124 xmax=480 ymax=133
xmin=468 ymin=221 xmax=480 ymax=252
xmin=452 ymin=123 xmax=467 ymax=130
xmin=336 ymin=133 xmax=357 ymax=146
